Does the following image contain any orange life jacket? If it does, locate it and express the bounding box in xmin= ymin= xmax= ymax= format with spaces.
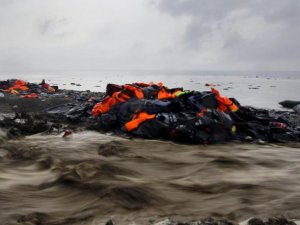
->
xmin=122 ymin=84 xmax=144 ymax=99
xmin=211 ymin=87 xmax=239 ymax=112
xmin=125 ymin=112 xmax=156 ymax=132
xmin=157 ymin=87 xmax=172 ymax=99
xmin=157 ymin=87 xmax=182 ymax=100
xmin=92 ymin=85 xmax=145 ymax=117
xmin=14 ymin=80 xmax=27 ymax=87
xmin=7 ymin=79 xmax=29 ymax=92
xmin=92 ymin=96 xmax=118 ymax=117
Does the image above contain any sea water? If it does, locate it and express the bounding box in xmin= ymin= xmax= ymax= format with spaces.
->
xmin=1 ymin=70 xmax=300 ymax=109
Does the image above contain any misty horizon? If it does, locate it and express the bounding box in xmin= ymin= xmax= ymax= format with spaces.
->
xmin=1 ymin=0 xmax=300 ymax=72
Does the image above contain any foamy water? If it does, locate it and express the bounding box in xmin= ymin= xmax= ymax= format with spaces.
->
xmin=1 ymin=130 xmax=300 ymax=224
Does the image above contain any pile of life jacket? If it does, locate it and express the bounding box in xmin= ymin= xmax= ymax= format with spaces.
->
xmin=91 ymin=82 xmax=300 ymax=143
xmin=92 ymin=82 xmax=240 ymax=144
xmin=0 ymin=79 xmax=57 ymax=98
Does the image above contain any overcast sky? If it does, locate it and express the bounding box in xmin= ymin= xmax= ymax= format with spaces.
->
xmin=0 ymin=0 xmax=299 ymax=72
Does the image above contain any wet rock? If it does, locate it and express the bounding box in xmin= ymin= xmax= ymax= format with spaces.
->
xmin=183 ymin=217 xmax=235 ymax=225
xmin=17 ymin=212 xmax=49 ymax=224
xmin=6 ymin=145 xmax=45 ymax=160
xmin=266 ymin=217 xmax=297 ymax=225
xmin=218 ymin=220 xmax=234 ymax=225
xmin=105 ymin=219 xmax=114 ymax=225
xmin=98 ymin=141 xmax=128 ymax=157
xmin=248 ymin=218 xmax=265 ymax=225
xmin=279 ymin=100 xmax=300 ymax=109
xmin=6 ymin=127 xmax=23 ymax=139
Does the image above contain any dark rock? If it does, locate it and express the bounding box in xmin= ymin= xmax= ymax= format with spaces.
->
xmin=6 ymin=145 xmax=45 ymax=160
xmin=6 ymin=127 xmax=23 ymax=139
xmin=248 ymin=218 xmax=265 ymax=225
xmin=105 ymin=219 xmax=114 ymax=225
xmin=266 ymin=217 xmax=297 ymax=225
xmin=17 ymin=212 xmax=49 ymax=224
xmin=279 ymin=100 xmax=300 ymax=109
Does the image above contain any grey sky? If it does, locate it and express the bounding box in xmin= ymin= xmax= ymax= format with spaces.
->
xmin=0 ymin=0 xmax=299 ymax=71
